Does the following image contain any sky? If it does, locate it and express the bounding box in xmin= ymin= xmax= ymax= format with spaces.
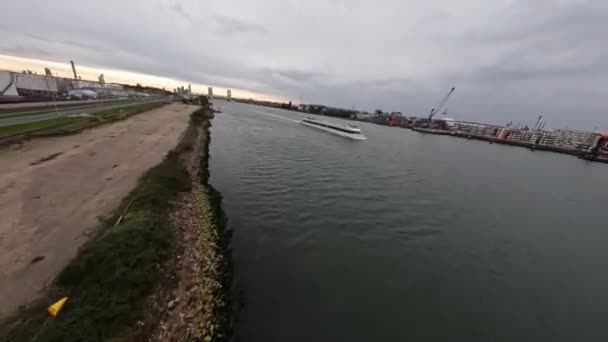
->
xmin=1 ymin=0 xmax=606 ymax=129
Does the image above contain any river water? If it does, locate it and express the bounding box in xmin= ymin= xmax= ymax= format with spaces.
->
xmin=208 ymin=100 xmax=608 ymax=341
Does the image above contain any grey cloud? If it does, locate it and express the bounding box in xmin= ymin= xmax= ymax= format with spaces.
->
xmin=357 ymin=77 xmax=416 ymax=90
xmin=53 ymin=39 xmax=109 ymax=53
xmin=13 ymin=28 xmax=111 ymax=53
xmin=472 ymin=58 xmax=607 ymax=83
xmin=270 ymin=69 xmax=327 ymax=83
xmin=162 ymin=1 xmax=193 ymax=22
xmin=468 ymin=2 xmax=606 ymax=44
xmin=0 ymin=0 xmax=607 ymax=129
xmin=0 ymin=45 xmax=49 ymax=58
xmin=61 ymin=40 xmax=106 ymax=51
xmin=213 ymin=16 xmax=267 ymax=36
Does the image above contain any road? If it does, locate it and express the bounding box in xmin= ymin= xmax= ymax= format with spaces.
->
xmin=0 ymin=100 xmax=162 ymax=127
xmin=0 ymin=103 xmax=196 ymax=319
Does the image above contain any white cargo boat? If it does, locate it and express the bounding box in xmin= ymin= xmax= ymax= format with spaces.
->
xmin=300 ymin=117 xmax=366 ymax=140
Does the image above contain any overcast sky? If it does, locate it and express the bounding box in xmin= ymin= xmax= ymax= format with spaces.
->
xmin=1 ymin=0 xmax=606 ymax=129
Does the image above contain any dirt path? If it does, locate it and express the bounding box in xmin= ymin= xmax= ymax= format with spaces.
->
xmin=0 ymin=103 xmax=196 ymax=319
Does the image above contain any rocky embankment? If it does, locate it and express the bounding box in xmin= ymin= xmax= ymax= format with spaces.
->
xmin=150 ymin=109 xmax=232 ymax=341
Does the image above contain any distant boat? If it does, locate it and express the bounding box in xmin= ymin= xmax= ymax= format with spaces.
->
xmin=300 ymin=117 xmax=366 ymax=140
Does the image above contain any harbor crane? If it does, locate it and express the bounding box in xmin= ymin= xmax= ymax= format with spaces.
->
xmin=426 ymin=86 xmax=456 ymax=127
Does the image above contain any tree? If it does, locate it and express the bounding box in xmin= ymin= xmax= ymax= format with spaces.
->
xmin=198 ymin=95 xmax=210 ymax=108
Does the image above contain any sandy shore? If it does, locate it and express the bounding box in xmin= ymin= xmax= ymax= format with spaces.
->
xmin=0 ymin=103 xmax=196 ymax=318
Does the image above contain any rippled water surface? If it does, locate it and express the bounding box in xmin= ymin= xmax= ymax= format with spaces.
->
xmin=208 ymin=100 xmax=608 ymax=341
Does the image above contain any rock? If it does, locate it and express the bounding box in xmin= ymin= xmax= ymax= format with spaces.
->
xmin=167 ymin=299 xmax=178 ymax=310
xmin=30 ymin=255 xmax=45 ymax=264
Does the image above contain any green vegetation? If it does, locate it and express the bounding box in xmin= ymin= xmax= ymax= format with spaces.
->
xmin=0 ymin=142 xmax=192 ymax=342
xmin=127 ymin=83 xmax=171 ymax=95
xmin=0 ymin=117 xmax=79 ymax=139
xmin=0 ymin=101 xmax=167 ymax=141
xmin=31 ymin=117 xmax=102 ymax=135
xmin=198 ymin=94 xmax=210 ymax=108
xmin=186 ymin=96 xmax=215 ymax=127
xmin=190 ymin=106 xmax=214 ymax=124
xmin=92 ymin=101 xmax=166 ymax=120
xmin=0 ymin=104 xmax=231 ymax=341
xmin=0 ymin=101 xmax=131 ymax=119
xmin=0 ymin=100 xmax=126 ymax=117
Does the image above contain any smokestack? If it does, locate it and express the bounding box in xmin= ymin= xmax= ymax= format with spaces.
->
xmin=70 ymin=60 xmax=78 ymax=80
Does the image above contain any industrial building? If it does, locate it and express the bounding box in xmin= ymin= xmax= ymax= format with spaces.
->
xmin=0 ymin=71 xmax=57 ymax=100
xmin=0 ymin=62 xmax=128 ymax=103
xmin=451 ymin=121 xmax=601 ymax=154
xmin=595 ymin=133 xmax=608 ymax=162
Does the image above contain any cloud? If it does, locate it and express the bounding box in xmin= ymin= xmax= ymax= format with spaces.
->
xmin=0 ymin=0 xmax=607 ymax=129
xmin=270 ymin=69 xmax=326 ymax=83
xmin=21 ymin=32 xmax=109 ymax=53
xmin=213 ymin=16 xmax=267 ymax=36
xmin=162 ymin=1 xmax=193 ymax=23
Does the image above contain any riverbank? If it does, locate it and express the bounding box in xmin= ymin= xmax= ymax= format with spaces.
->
xmin=0 ymin=105 xmax=231 ymax=341
xmin=411 ymin=126 xmax=591 ymax=157
xmin=149 ymin=107 xmax=232 ymax=341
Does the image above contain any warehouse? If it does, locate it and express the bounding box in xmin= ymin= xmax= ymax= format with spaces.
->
xmin=0 ymin=70 xmax=128 ymax=103
xmin=0 ymin=70 xmax=22 ymax=102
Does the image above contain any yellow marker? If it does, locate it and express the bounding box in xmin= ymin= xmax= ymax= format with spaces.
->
xmin=47 ymin=297 xmax=68 ymax=317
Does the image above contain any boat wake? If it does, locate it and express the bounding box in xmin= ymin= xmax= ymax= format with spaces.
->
xmin=252 ymin=110 xmax=300 ymax=124
xmin=300 ymin=117 xmax=367 ymax=140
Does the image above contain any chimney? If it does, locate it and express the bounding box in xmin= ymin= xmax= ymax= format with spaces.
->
xmin=70 ymin=60 xmax=78 ymax=80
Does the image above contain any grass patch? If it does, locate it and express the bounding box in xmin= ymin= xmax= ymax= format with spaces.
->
xmin=92 ymin=101 xmax=166 ymax=120
xmin=0 ymin=101 xmax=167 ymax=140
xmin=0 ymin=117 xmax=79 ymax=138
xmin=37 ymin=102 xmax=166 ymax=135
xmin=0 ymin=100 xmax=126 ymax=116
xmin=0 ymin=145 xmax=191 ymax=342
xmin=0 ymin=101 xmax=130 ymax=119
xmin=31 ymin=118 xmax=102 ymax=135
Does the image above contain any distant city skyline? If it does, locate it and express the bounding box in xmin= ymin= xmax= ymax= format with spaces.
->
xmin=0 ymin=54 xmax=284 ymax=103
